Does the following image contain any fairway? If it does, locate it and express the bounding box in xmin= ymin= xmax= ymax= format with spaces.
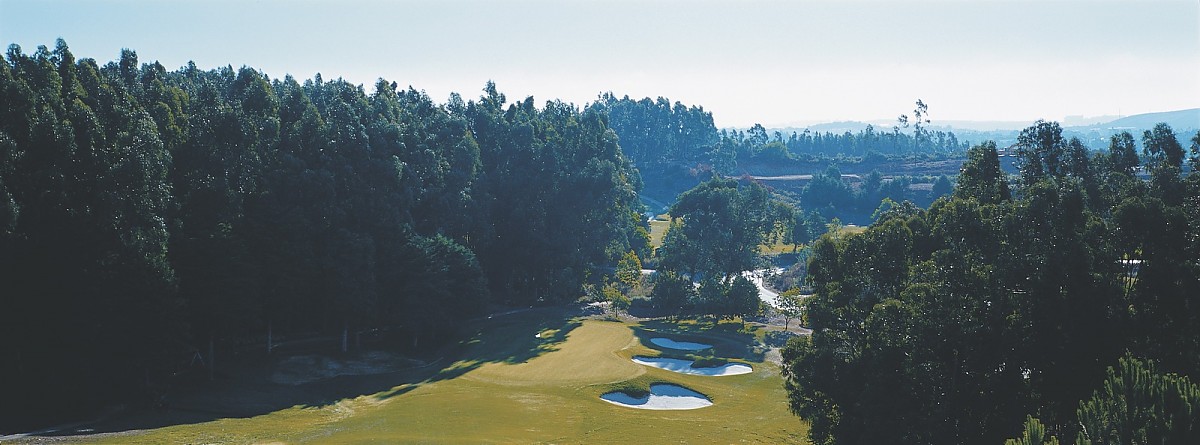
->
xmin=61 ymin=312 xmax=809 ymax=444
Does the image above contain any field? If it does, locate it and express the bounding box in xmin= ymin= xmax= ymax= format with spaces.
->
xmin=648 ymin=214 xmax=672 ymax=249
xmin=53 ymin=310 xmax=808 ymax=444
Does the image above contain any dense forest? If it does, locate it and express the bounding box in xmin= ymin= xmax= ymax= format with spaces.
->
xmin=593 ymin=95 xmax=959 ymax=224
xmin=0 ymin=40 xmax=646 ymax=427
xmin=783 ymin=122 xmax=1200 ymax=444
xmin=592 ymin=95 xmax=967 ymax=176
xmin=5 ymin=39 xmax=1200 ymax=443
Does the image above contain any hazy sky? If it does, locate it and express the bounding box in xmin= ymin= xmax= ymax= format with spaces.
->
xmin=2 ymin=0 xmax=1197 ymax=127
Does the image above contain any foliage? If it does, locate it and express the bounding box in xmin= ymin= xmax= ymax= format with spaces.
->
xmin=783 ymin=121 xmax=1200 ymax=444
xmin=658 ymin=177 xmax=782 ymax=279
xmin=615 ymin=250 xmax=642 ymax=290
xmin=587 ymin=93 xmax=720 ymax=169
xmin=956 ymin=140 xmax=1011 ymax=204
xmin=0 ymin=41 xmax=645 ymax=428
xmin=775 ymin=287 xmax=804 ymax=331
xmin=1074 ymin=356 xmax=1200 ymax=445
xmin=649 ymin=270 xmax=696 ymax=316
xmin=651 ymin=177 xmax=792 ymax=317
xmin=1005 ymin=416 xmax=1060 ymax=445
xmin=602 ymin=283 xmax=631 ymax=313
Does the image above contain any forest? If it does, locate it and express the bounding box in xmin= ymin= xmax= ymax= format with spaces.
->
xmin=783 ymin=122 xmax=1200 ymax=444
xmin=595 ymin=94 xmax=960 ymax=224
xmin=0 ymin=40 xmax=647 ymax=428
xmin=592 ymin=94 xmax=967 ymax=175
xmin=3 ymin=39 xmax=1199 ymax=444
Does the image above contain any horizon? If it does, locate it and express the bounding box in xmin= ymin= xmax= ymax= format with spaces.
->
xmin=2 ymin=0 xmax=1197 ymax=128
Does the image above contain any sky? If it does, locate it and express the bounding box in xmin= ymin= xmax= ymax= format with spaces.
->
xmin=2 ymin=0 xmax=1197 ymax=128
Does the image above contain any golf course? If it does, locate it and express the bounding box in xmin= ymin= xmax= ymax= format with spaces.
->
xmin=35 ymin=308 xmax=808 ymax=444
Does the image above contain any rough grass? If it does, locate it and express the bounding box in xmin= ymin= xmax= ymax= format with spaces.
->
xmin=67 ymin=313 xmax=808 ymax=444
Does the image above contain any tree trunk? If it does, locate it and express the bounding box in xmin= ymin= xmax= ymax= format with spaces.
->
xmin=341 ymin=321 xmax=348 ymax=353
xmin=208 ymin=334 xmax=215 ymax=381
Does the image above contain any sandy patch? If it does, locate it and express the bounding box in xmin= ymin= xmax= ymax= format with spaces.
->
xmin=600 ymin=384 xmax=713 ymax=410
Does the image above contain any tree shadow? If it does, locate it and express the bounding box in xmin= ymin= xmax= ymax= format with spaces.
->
xmin=33 ymin=306 xmax=582 ymax=438
xmin=374 ymin=314 xmax=581 ymax=401
xmin=632 ymin=318 xmax=765 ymax=363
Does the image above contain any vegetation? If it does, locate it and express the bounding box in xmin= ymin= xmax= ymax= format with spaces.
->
xmin=4 ymin=36 xmax=1198 ymax=445
xmin=593 ymin=95 xmax=960 ymax=226
xmin=0 ymin=40 xmax=646 ymax=429
xmin=34 ymin=314 xmax=805 ymax=444
xmin=651 ymin=177 xmax=792 ymax=318
xmin=1007 ymin=355 xmax=1200 ymax=445
xmin=782 ymin=121 xmax=1200 ymax=444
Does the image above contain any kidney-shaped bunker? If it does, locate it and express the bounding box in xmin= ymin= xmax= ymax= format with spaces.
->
xmin=600 ymin=383 xmax=713 ymax=410
xmin=632 ymin=356 xmax=752 ymax=376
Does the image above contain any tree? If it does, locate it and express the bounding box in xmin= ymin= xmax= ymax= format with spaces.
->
xmin=1142 ymin=123 xmax=1185 ymax=205
xmin=615 ymin=250 xmax=642 ymax=290
xmin=1005 ymin=417 xmax=1060 ymax=445
xmin=1016 ymin=120 xmax=1086 ymax=186
xmin=1107 ymin=131 xmax=1139 ymax=176
xmin=659 ymin=177 xmax=781 ymax=279
xmin=1189 ymin=130 xmax=1200 ymax=172
xmin=955 ymin=141 xmax=1011 ymax=204
xmin=649 ymin=270 xmax=696 ymax=315
xmin=1143 ymin=123 xmax=1185 ymax=172
xmin=775 ymin=287 xmax=804 ymax=331
xmin=1075 ymin=356 xmax=1200 ymax=445
xmin=931 ymin=174 xmax=953 ymax=200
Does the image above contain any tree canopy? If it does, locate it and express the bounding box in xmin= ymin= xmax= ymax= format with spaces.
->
xmin=783 ymin=121 xmax=1200 ymax=444
xmin=0 ymin=41 xmax=647 ymax=429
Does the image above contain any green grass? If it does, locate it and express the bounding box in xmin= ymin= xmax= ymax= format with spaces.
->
xmin=648 ymin=214 xmax=672 ymax=249
xmin=70 ymin=313 xmax=808 ymax=444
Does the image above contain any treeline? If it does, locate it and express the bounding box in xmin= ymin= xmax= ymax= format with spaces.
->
xmin=793 ymin=166 xmax=954 ymax=222
xmin=725 ymin=122 xmax=968 ymax=165
xmin=783 ymin=121 xmax=1200 ymax=443
xmin=587 ymin=93 xmax=719 ymax=167
xmin=0 ymin=40 xmax=645 ymax=427
xmin=592 ymin=95 xmax=968 ymax=176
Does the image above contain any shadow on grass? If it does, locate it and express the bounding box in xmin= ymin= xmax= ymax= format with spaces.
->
xmin=375 ymin=315 xmax=582 ymax=400
xmin=632 ymin=318 xmax=765 ymax=363
xmin=35 ymin=306 xmax=582 ymax=438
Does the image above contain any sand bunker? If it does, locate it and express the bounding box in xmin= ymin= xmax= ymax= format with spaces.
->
xmin=632 ymin=356 xmax=753 ymax=376
xmin=649 ymin=337 xmax=711 ymax=351
xmin=600 ymin=384 xmax=713 ymax=410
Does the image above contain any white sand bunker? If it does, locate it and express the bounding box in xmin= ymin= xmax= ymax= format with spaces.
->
xmin=633 ymin=356 xmax=753 ymax=376
xmin=649 ymin=337 xmax=712 ymax=351
xmin=601 ymin=384 xmax=713 ymax=410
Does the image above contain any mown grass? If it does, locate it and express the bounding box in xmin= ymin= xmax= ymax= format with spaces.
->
xmin=68 ymin=312 xmax=808 ymax=444
xmin=648 ymin=214 xmax=672 ymax=250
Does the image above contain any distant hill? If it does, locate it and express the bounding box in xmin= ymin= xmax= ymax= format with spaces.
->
xmin=751 ymin=109 xmax=1200 ymax=135
xmin=1078 ymin=108 xmax=1200 ymax=132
